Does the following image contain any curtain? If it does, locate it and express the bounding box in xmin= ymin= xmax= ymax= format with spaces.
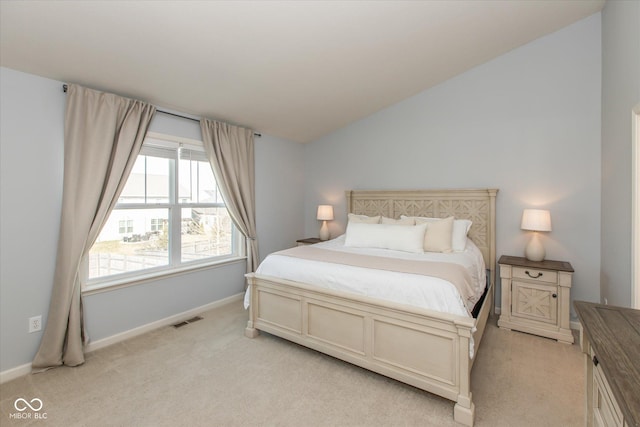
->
xmin=32 ymin=85 xmax=155 ymax=371
xmin=200 ymin=119 xmax=258 ymax=273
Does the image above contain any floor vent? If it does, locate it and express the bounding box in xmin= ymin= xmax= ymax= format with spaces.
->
xmin=172 ymin=316 xmax=203 ymax=328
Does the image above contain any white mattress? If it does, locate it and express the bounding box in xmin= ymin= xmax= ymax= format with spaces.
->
xmin=245 ymin=234 xmax=486 ymax=318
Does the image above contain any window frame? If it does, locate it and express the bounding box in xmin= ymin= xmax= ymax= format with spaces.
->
xmin=82 ymin=132 xmax=245 ymax=293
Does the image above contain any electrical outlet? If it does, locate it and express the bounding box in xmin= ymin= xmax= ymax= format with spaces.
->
xmin=28 ymin=315 xmax=42 ymax=333
xmin=604 ymin=298 xmax=608 ymax=305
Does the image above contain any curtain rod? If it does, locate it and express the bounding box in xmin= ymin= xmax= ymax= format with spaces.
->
xmin=62 ymin=84 xmax=261 ymax=137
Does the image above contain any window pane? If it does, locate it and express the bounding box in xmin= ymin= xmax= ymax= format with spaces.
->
xmin=89 ymin=208 xmax=169 ymax=279
xmin=146 ymin=156 xmax=170 ymax=203
xmin=181 ymin=207 xmax=232 ymax=262
xmin=198 ymin=162 xmax=218 ymax=203
xmin=119 ymin=155 xmax=170 ymax=204
xmin=119 ymin=156 xmax=146 ymax=203
xmin=179 ymin=159 xmax=221 ymax=204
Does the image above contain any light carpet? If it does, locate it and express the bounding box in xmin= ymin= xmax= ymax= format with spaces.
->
xmin=0 ymin=301 xmax=583 ymax=426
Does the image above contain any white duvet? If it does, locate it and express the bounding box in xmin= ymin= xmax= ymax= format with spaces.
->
xmin=244 ymin=234 xmax=486 ymax=319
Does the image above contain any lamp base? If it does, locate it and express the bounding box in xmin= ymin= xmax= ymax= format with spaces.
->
xmin=319 ymin=220 xmax=330 ymax=241
xmin=525 ymin=232 xmax=545 ymax=262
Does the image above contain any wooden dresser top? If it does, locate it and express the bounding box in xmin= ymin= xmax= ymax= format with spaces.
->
xmin=574 ymin=301 xmax=640 ymax=427
xmin=498 ymin=255 xmax=574 ymax=272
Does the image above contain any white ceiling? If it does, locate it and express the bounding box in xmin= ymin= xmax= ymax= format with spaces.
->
xmin=0 ymin=1 xmax=604 ymax=143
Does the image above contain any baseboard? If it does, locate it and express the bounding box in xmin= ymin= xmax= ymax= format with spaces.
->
xmin=85 ymin=292 xmax=244 ymax=353
xmin=0 ymin=362 xmax=33 ymax=384
xmin=0 ymin=292 xmax=244 ymax=384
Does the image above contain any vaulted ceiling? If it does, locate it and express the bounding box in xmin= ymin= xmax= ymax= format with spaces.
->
xmin=0 ymin=1 xmax=605 ymax=143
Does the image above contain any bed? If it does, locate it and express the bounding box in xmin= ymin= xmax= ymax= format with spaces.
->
xmin=245 ymin=189 xmax=497 ymax=426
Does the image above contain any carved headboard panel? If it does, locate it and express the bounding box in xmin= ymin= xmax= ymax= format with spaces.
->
xmin=346 ymin=189 xmax=498 ymax=283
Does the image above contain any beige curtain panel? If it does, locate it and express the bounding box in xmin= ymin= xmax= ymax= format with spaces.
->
xmin=200 ymin=119 xmax=258 ymax=273
xmin=32 ymin=85 xmax=155 ymax=371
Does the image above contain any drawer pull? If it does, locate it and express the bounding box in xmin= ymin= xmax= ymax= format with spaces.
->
xmin=593 ymin=355 xmax=599 ymax=366
xmin=525 ymin=270 xmax=543 ymax=279
xmin=552 ymin=293 xmax=557 ymax=298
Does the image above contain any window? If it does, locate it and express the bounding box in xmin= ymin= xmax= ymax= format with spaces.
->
xmin=150 ymin=218 xmax=165 ymax=232
xmin=86 ymin=134 xmax=241 ymax=287
xmin=118 ymin=220 xmax=133 ymax=234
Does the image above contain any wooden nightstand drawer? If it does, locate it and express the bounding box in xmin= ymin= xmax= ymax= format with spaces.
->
xmin=512 ymin=266 xmax=557 ymax=284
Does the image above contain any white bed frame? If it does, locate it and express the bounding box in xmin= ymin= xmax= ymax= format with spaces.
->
xmin=245 ymin=189 xmax=497 ymax=426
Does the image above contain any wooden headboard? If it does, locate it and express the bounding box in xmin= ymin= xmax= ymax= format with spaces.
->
xmin=346 ymin=188 xmax=498 ymax=284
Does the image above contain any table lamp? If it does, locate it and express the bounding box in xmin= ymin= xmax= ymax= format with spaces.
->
xmin=521 ymin=209 xmax=552 ymax=262
xmin=317 ymin=205 xmax=334 ymax=241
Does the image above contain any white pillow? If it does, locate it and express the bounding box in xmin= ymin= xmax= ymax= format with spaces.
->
xmin=347 ymin=213 xmax=381 ymax=224
xmin=344 ymin=222 xmax=427 ymax=253
xmin=451 ymin=219 xmax=472 ymax=251
xmin=381 ymin=216 xmax=415 ymax=225
xmin=401 ymin=215 xmax=472 ymax=252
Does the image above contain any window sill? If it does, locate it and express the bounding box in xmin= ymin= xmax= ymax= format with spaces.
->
xmin=82 ymin=256 xmax=247 ymax=296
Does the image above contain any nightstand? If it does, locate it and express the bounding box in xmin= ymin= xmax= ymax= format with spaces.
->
xmin=498 ymin=255 xmax=574 ymax=343
xmin=296 ymin=237 xmax=322 ymax=246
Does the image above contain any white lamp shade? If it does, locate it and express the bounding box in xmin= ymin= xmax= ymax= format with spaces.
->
xmin=317 ymin=205 xmax=334 ymax=221
xmin=521 ymin=209 xmax=552 ymax=232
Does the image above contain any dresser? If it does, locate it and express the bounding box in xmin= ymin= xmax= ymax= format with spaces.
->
xmin=498 ymin=255 xmax=574 ymax=343
xmin=575 ymin=301 xmax=640 ymax=427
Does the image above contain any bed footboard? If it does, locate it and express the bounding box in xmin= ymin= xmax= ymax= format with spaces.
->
xmin=245 ymin=273 xmax=487 ymax=426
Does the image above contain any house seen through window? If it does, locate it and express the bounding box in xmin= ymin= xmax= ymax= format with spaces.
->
xmin=87 ymin=134 xmax=240 ymax=286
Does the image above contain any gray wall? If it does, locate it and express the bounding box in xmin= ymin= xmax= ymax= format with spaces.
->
xmin=1 ymin=68 xmax=65 ymax=372
xmin=303 ymin=14 xmax=602 ymax=315
xmin=0 ymin=67 xmax=305 ymax=372
xmin=255 ymin=134 xmax=306 ymax=262
xmin=600 ymin=0 xmax=640 ymax=306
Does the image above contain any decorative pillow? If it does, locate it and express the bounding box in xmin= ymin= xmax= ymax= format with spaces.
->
xmin=401 ymin=215 xmax=472 ymax=252
xmin=347 ymin=213 xmax=381 ymax=224
xmin=451 ymin=219 xmax=472 ymax=251
xmin=344 ymin=222 xmax=427 ymax=253
xmin=381 ymin=216 xmax=415 ymax=225
xmin=413 ymin=216 xmax=454 ymax=253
